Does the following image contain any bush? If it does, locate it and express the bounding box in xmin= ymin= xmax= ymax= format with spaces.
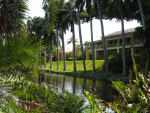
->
xmin=102 ymin=54 xmax=123 ymax=73
xmin=103 ymin=54 xmax=133 ymax=74
xmin=67 ymin=57 xmax=73 ymax=61
xmin=110 ymin=59 xmax=150 ymax=112
xmin=76 ymin=53 xmax=82 ymax=60
xmin=134 ymin=51 xmax=150 ymax=75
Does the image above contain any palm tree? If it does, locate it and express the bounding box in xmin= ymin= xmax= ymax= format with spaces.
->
xmin=86 ymin=0 xmax=95 ymax=73
xmin=57 ymin=0 xmax=77 ymax=71
xmin=75 ymin=0 xmax=86 ymax=72
xmin=120 ymin=2 xmax=126 ymax=76
xmin=56 ymin=26 xmax=59 ymax=70
xmin=137 ymin=0 xmax=145 ymax=31
xmin=72 ymin=20 xmax=77 ymax=72
xmin=96 ymin=0 xmax=109 ymax=75
xmin=49 ymin=34 xmax=52 ymax=69
xmin=27 ymin=17 xmax=50 ymax=69
xmin=64 ymin=0 xmax=77 ymax=72
xmin=43 ymin=0 xmax=60 ymax=70
xmin=0 ymin=0 xmax=28 ymax=38
xmin=106 ymin=0 xmax=136 ymax=75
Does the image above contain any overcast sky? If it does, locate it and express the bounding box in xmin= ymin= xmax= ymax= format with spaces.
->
xmin=27 ymin=0 xmax=140 ymax=51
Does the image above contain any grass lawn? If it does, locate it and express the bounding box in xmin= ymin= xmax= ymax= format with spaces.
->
xmin=46 ymin=60 xmax=104 ymax=73
xmin=45 ymin=60 xmax=125 ymax=79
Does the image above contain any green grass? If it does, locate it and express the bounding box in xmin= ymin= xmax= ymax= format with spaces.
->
xmin=46 ymin=60 xmax=104 ymax=72
xmin=45 ymin=60 xmax=125 ymax=79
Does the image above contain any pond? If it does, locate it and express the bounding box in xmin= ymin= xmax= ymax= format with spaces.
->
xmin=38 ymin=73 xmax=117 ymax=102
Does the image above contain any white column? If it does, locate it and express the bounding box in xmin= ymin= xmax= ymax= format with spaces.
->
xmin=95 ymin=43 xmax=97 ymax=60
xmin=117 ymin=39 xmax=120 ymax=54
xmin=86 ymin=45 xmax=88 ymax=60
xmin=131 ymin=37 xmax=134 ymax=55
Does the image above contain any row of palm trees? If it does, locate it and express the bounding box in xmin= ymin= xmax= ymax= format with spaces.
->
xmin=34 ymin=0 xmax=145 ymax=75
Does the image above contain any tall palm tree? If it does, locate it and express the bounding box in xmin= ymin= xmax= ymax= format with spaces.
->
xmin=43 ymin=0 xmax=60 ymax=70
xmin=75 ymin=0 xmax=86 ymax=72
xmin=86 ymin=0 xmax=95 ymax=73
xmin=137 ymin=0 xmax=145 ymax=31
xmin=96 ymin=0 xmax=109 ymax=75
xmin=57 ymin=0 xmax=77 ymax=71
xmin=60 ymin=0 xmax=67 ymax=71
xmin=120 ymin=2 xmax=126 ymax=76
xmin=27 ymin=17 xmax=50 ymax=69
xmin=64 ymin=0 xmax=77 ymax=72
xmin=72 ymin=18 xmax=77 ymax=72
xmin=56 ymin=26 xmax=59 ymax=70
xmin=61 ymin=29 xmax=66 ymax=71
xmin=106 ymin=0 xmax=135 ymax=75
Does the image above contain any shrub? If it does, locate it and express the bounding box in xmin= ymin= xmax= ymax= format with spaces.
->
xmin=110 ymin=58 xmax=150 ymax=112
xmin=102 ymin=54 xmax=133 ymax=74
xmin=76 ymin=53 xmax=82 ymax=60
xmin=67 ymin=57 xmax=73 ymax=61
xmin=134 ymin=51 xmax=150 ymax=75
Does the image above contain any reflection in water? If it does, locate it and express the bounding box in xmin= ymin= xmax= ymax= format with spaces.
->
xmin=63 ymin=76 xmax=65 ymax=90
xmin=82 ymin=77 xmax=86 ymax=95
xmin=56 ymin=76 xmax=59 ymax=91
xmin=49 ymin=75 xmax=52 ymax=84
xmin=40 ymin=73 xmax=117 ymax=102
xmin=73 ymin=77 xmax=76 ymax=95
xmin=44 ymin=73 xmax=47 ymax=83
xmin=93 ymin=79 xmax=96 ymax=89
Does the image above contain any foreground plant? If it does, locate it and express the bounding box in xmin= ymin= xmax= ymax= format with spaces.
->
xmin=0 ymin=74 xmax=86 ymax=113
xmin=84 ymin=88 xmax=107 ymax=113
xmin=110 ymin=57 xmax=150 ymax=112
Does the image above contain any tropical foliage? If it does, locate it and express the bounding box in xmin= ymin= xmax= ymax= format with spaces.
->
xmin=0 ymin=74 xmax=86 ymax=113
xmin=0 ymin=0 xmax=28 ymax=37
xmin=110 ymin=57 xmax=150 ymax=112
xmin=0 ymin=33 xmax=45 ymax=79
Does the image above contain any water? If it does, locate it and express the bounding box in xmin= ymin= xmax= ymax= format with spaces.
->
xmin=39 ymin=73 xmax=117 ymax=102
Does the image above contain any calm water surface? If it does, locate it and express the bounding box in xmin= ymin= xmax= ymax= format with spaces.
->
xmin=39 ymin=73 xmax=117 ymax=102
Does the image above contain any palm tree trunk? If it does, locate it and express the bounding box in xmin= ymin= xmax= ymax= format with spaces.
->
xmin=89 ymin=8 xmax=96 ymax=73
xmin=77 ymin=8 xmax=86 ymax=72
xmin=57 ymin=28 xmax=59 ymax=70
xmin=50 ymin=37 xmax=52 ymax=69
xmin=137 ymin=0 xmax=145 ymax=31
xmin=72 ymin=23 xmax=76 ymax=72
xmin=97 ymin=0 xmax=108 ymax=75
xmin=121 ymin=7 xmax=127 ymax=76
xmin=44 ymin=39 xmax=47 ymax=69
xmin=61 ymin=29 xmax=66 ymax=71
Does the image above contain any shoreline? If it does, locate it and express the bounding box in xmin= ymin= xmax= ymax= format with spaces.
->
xmin=44 ymin=70 xmax=128 ymax=82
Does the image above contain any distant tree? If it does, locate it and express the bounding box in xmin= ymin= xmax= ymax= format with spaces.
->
xmin=0 ymin=0 xmax=28 ymax=38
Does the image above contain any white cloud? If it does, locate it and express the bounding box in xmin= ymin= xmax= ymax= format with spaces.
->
xmin=27 ymin=0 xmax=45 ymax=18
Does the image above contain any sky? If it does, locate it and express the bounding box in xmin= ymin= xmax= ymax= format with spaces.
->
xmin=27 ymin=0 xmax=140 ymax=51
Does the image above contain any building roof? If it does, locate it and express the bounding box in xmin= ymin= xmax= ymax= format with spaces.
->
xmin=105 ymin=28 xmax=135 ymax=39
xmin=91 ymin=28 xmax=135 ymax=43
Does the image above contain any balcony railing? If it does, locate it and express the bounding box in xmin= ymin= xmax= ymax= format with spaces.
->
xmin=107 ymin=43 xmax=117 ymax=48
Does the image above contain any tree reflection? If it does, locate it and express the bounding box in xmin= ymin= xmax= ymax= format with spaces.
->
xmin=73 ymin=76 xmax=76 ymax=94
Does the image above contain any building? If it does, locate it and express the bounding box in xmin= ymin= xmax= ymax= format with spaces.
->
xmin=52 ymin=47 xmax=71 ymax=61
xmin=86 ymin=28 xmax=144 ymax=60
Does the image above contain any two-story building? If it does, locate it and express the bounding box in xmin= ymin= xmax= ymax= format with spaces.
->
xmin=86 ymin=28 xmax=144 ymax=60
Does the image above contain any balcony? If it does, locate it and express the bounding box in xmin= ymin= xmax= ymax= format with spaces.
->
xmin=107 ymin=43 xmax=117 ymax=48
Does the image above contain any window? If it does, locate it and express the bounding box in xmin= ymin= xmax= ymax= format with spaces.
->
xmin=120 ymin=39 xmax=122 ymax=43
xmin=126 ymin=38 xmax=131 ymax=43
xmin=109 ymin=41 xmax=112 ymax=44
